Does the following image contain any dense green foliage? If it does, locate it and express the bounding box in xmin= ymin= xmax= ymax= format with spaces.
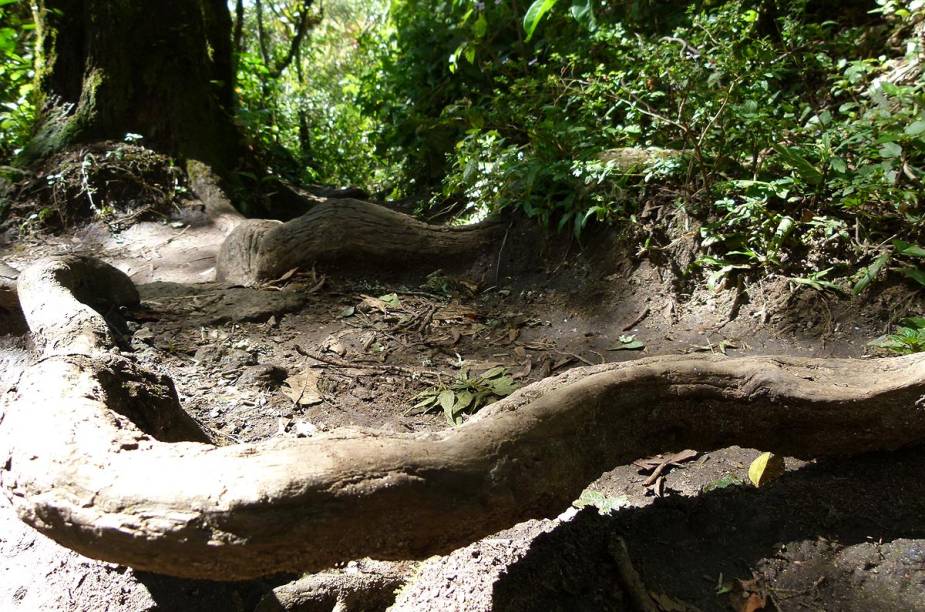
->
xmin=2 ymin=0 xmax=924 ymax=293
xmin=232 ymin=0 xmax=396 ymax=190
xmin=0 ymin=0 xmax=33 ymax=162
xmin=351 ymin=0 xmax=925 ymax=290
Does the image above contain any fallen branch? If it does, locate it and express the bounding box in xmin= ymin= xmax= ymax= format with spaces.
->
xmin=3 ymin=256 xmax=925 ymax=581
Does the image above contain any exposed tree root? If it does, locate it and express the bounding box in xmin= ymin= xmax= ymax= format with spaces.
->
xmin=2 ymin=256 xmax=925 ymax=581
xmin=0 ymin=261 xmax=25 ymax=335
xmin=255 ymin=560 xmax=407 ymax=612
xmin=216 ymin=199 xmax=503 ymax=285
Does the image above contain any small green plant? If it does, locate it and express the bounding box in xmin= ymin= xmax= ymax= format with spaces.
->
xmin=573 ymin=490 xmax=629 ymax=515
xmin=702 ymin=474 xmax=744 ymax=493
xmin=869 ymin=317 xmax=925 ymax=355
xmin=411 ymin=366 xmax=519 ymax=426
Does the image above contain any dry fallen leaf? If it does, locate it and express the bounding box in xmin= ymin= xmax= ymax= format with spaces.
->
xmin=748 ymin=452 xmax=785 ymax=487
xmin=322 ymin=335 xmax=346 ymax=356
xmin=282 ymin=369 xmax=323 ymax=406
xmin=434 ymin=304 xmax=479 ymax=321
xmin=360 ymin=294 xmax=390 ymax=313
xmin=727 ymin=578 xmax=768 ymax=612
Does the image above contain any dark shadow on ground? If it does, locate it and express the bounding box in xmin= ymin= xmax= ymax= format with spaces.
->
xmin=134 ymin=572 xmax=291 ymax=611
xmin=493 ymin=446 xmax=925 ymax=612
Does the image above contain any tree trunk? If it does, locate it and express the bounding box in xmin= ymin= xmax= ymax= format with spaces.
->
xmin=27 ymin=0 xmax=241 ymax=173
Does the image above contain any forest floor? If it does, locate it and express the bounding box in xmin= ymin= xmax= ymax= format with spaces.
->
xmin=1 ymin=199 xmax=925 ymax=611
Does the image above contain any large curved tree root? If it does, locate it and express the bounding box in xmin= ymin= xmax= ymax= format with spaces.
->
xmin=216 ymin=199 xmax=503 ymax=285
xmin=3 ymin=256 xmax=925 ymax=580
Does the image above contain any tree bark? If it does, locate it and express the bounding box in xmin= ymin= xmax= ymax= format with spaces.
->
xmin=4 ymin=256 xmax=925 ymax=581
xmin=27 ymin=0 xmax=241 ymax=173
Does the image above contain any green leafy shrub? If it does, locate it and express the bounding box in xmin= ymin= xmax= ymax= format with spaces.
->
xmin=411 ymin=366 xmax=519 ymax=426
xmin=0 ymin=0 xmax=35 ymax=161
xmin=869 ymin=317 xmax=925 ymax=354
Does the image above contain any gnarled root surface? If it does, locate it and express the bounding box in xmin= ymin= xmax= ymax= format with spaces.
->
xmin=2 ymin=255 xmax=925 ymax=580
xmin=255 ymin=560 xmax=407 ymax=612
xmin=216 ymin=199 xmax=503 ymax=285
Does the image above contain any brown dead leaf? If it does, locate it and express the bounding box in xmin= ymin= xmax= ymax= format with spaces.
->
xmin=512 ymin=357 xmax=532 ymax=380
xmin=269 ymin=267 xmax=299 ymax=285
xmin=458 ymin=279 xmax=479 ymax=293
xmin=434 ymin=304 xmax=479 ymax=321
xmin=322 ymin=335 xmax=346 ymax=357
xmin=282 ymin=369 xmax=323 ymax=406
xmin=727 ymin=579 xmax=768 ymax=612
xmin=360 ymin=294 xmax=390 ymax=313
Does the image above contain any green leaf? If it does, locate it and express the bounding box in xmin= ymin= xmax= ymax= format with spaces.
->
xmin=481 ymin=365 xmax=506 ymax=379
xmin=473 ymin=13 xmax=488 ymax=38
xmin=523 ymin=0 xmax=559 ymax=42
xmin=902 ymin=317 xmax=925 ymax=329
xmin=610 ymin=340 xmax=645 ymax=350
xmin=853 ymin=252 xmax=891 ymax=294
xmin=574 ymin=490 xmax=628 ymax=514
xmin=772 ymin=144 xmax=823 ymax=185
xmin=879 ymin=141 xmax=903 ymax=158
xmin=454 ymin=390 xmax=474 ymax=415
xmin=377 ymin=293 xmax=402 ymax=308
xmin=489 ymin=375 xmax=519 ymax=396
xmin=904 ymin=120 xmax=925 ymax=137
xmin=439 ymin=389 xmax=457 ymax=425
xmin=611 ymin=335 xmax=645 ymax=350
xmin=569 ymin=0 xmax=596 ymax=30
xmin=902 ymin=267 xmax=925 ymax=288
xmin=770 ymin=215 xmax=795 ymax=252
xmin=894 ymin=239 xmax=925 ymax=258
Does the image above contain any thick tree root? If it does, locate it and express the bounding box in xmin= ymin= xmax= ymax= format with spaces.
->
xmin=0 ymin=261 xmax=25 ymax=335
xmin=255 ymin=560 xmax=407 ymax=612
xmin=2 ymin=256 xmax=925 ymax=580
xmin=216 ymin=199 xmax=503 ymax=285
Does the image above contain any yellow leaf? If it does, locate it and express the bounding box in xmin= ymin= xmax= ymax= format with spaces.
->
xmin=748 ymin=452 xmax=785 ymax=488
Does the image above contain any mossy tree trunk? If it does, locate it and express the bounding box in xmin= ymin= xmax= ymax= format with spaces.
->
xmin=27 ymin=0 xmax=241 ymax=174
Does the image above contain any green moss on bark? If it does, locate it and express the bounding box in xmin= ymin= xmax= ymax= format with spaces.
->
xmin=26 ymin=0 xmax=242 ymax=174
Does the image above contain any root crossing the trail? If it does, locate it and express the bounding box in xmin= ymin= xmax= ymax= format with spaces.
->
xmin=2 ymin=255 xmax=925 ymax=580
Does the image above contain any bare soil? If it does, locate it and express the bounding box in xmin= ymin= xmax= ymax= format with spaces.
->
xmin=1 ymin=206 xmax=924 ymax=611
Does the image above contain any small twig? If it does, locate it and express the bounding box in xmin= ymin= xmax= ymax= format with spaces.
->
xmin=495 ymin=219 xmax=514 ymax=284
xmin=293 ymin=344 xmax=439 ymax=380
xmin=554 ymin=350 xmax=595 ymax=367
xmin=622 ymin=307 xmax=651 ymax=331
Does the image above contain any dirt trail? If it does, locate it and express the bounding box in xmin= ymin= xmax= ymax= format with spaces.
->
xmin=1 ymin=215 xmax=923 ymax=611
